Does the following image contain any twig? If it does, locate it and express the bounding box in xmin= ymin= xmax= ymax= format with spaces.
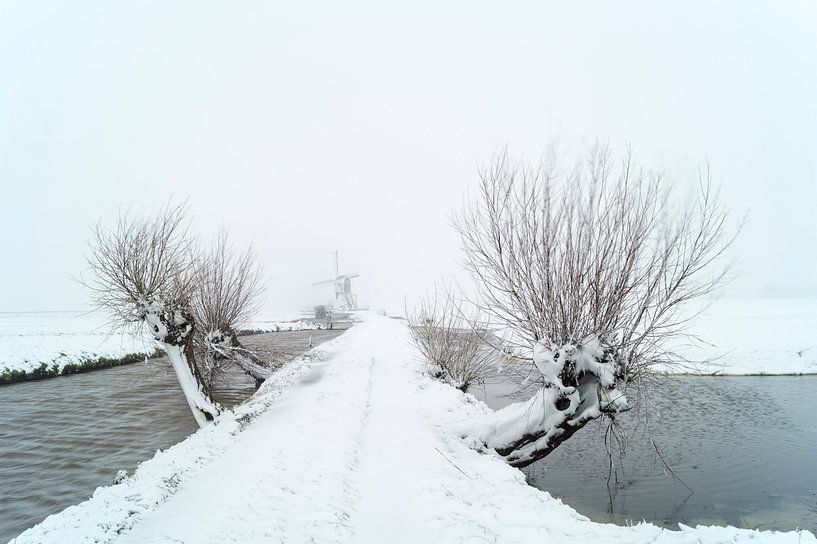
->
xmin=434 ymin=447 xmax=473 ymax=479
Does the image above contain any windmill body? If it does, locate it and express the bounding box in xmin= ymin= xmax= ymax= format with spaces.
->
xmin=313 ymin=251 xmax=360 ymax=312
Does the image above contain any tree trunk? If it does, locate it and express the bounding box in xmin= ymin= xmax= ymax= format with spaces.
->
xmin=142 ymin=301 xmax=221 ymax=426
xmin=207 ymin=329 xmax=272 ymax=386
xmin=163 ymin=341 xmax=221 ymax=426
xmin=226 ymin=331 xmax=272 ymax=386
xmin=459 ymin=338 xmax=629 ymax=467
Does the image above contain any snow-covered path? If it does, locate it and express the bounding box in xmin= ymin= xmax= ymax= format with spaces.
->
xmin=118 ymin=328 xmax=381 ymax=543
xmin=12 ymin=315 xmax=815 ymax=544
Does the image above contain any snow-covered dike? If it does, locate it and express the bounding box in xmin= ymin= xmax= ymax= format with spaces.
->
xmin=10 ymin=315 xmax=814 ymax=544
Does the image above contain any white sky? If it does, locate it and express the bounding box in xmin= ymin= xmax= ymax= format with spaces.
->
xmin=1 ymin=1 xmax=816 ymax=314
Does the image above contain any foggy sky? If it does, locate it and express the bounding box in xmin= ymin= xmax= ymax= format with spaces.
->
xmin=1 ymin=1 xmax=816 ymax=314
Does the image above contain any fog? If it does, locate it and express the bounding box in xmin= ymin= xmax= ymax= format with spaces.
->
xmin=1 ymin=1 xmax=815 ymax=314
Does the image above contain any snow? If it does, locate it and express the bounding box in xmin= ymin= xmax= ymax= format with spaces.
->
xmin=676 ymin=297 xmax=817 ymax=375
xmin=461 ymin=335 xmax=629 ymax=466
xmin=3 ymin=298 xmax=813 ymax=379
xmin=0 ymin=311 xmax=314 ymax=377
xmin=244 ymin=319 xmax=324 ymax=332
xmin=10 ymin=314 xmax=814 ymax=544
xmin=456 ymin=385 xmax=568 ymax=450
xmin=0 ymin=312 xmax=154 ymax=375
xmin=163 ymin=342 xmax=221 ymax=427
xmin=490 ymin=297 xmax=817 ymax=376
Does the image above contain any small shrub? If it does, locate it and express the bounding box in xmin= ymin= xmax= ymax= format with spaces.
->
xmin=408 ymin=288 xmax=499 ymax=391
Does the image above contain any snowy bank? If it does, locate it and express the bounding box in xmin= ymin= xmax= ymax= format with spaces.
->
xmin=493 ymin=297 xmax=817 ymax=376
xmin=9 ymin=315 xmax=814 ymax=544
xmin=242 ymin=319 xmax=324 ymax=332
xmin=0 ymin=312 xmax=155 ymax=380
xmin=0 ymin=312 xmax=321 ymax=383
xmin=677 ymin=297 xmax=817 ymax=375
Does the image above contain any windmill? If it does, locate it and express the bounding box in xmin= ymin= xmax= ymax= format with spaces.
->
xmin=313 ymin=251 xmax=360 ymax=312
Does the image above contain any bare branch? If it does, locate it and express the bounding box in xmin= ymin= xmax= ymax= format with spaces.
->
xmin=454 ymin=143 xmax=737 ymax=465
xmin=407 ymin=285 xmax=502 ymax=391
xmin=191 ymin=229 xmax=268 ymax=385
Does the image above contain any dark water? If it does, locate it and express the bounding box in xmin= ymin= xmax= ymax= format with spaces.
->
xmin=0 ymin=328 xmax=347 ymax=544
xmin=474 ymin=375 xmax=817 ymax=532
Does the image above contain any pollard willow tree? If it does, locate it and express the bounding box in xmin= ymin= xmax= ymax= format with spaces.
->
xmin=455 ymin=145 xmax=735 ymax=467
xmin=192 ymin=230 xmax=270 ymax=387
xmin=84 ymin=205 xmax=221 ymax=427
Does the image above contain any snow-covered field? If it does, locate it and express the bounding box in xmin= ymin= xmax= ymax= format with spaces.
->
xmin=680 ymin=297 xmax=817 ymax=375
xmin=0 ymin=312 xmax=154 ymax=375
xmin=0 ymin=311 xmax=313 ymax=376
xmin=244 ymin=319 xmax=324 ymax=332
xmin=2 ymin=299 xmax=813 ymax=378
xmin=10 ymin=314 xmax=814 ymax=544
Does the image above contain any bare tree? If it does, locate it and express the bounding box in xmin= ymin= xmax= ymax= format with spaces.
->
xmin=192 ymin=230 xmax=269 ymax=387
xmin=454 ymin=144 xmax=736 ymax=467
xmin=83 ymin=204 xmax=220 ymax=426
xmin=408 ymin=287 xmax=499 ymax=391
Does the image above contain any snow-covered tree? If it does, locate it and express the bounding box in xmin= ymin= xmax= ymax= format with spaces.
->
xmin=192 ymin=230 xmax=269 ymax=387
xmin=455 ymin=145 xmax=735 ymax=467
xmin=83 ymin=204 xmax=220 ymax=427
